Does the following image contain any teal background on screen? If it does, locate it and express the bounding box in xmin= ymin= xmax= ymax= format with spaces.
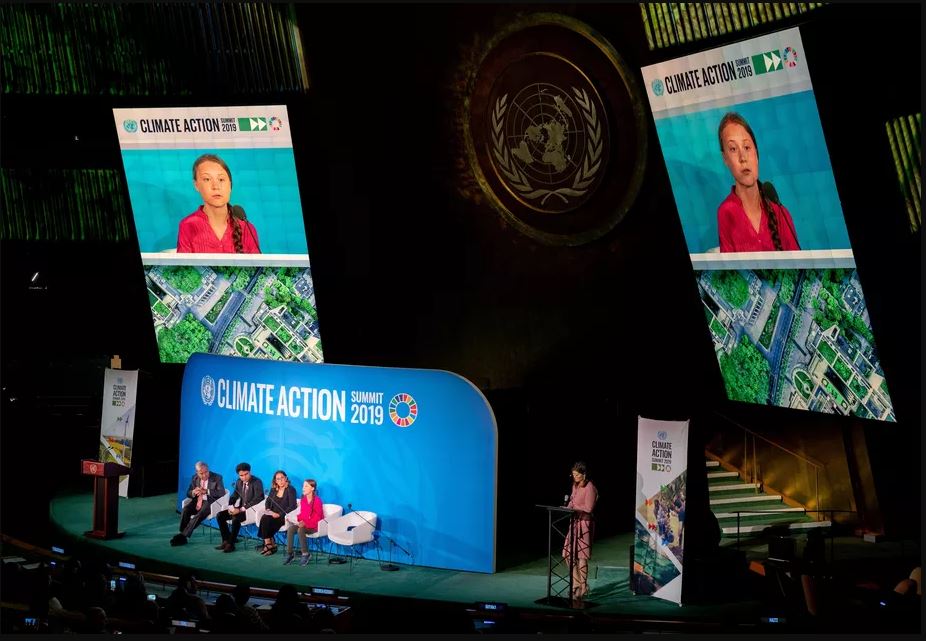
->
xmin=121 ymin=148 xmax=309 ymax=255
xmin=654 ymin=91 xmax=851 ymax=254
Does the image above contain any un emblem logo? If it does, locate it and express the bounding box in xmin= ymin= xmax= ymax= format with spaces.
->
xmin=201 ymin=376 xmax=215 ymax=406
xmin=657 ymin=430 xmax=668 ymax=441
xmin=491 ymin=81 xmax=605 ymax=214
xmin=462 ymin=13 xmax=647 ymax=245
xmin=123 ymin=119 xmax=138 ymax=133
xmin=651 ymin=78 xmax=665 ymax=96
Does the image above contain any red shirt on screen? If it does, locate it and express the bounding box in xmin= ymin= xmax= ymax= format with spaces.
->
xmin=717 ymin=188 xmax=800 ymax=253
xmin=176 ymin=206 xmax=261 ymax=253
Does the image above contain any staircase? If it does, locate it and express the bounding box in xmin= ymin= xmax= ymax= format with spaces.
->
xmin=706 ymin=459 xmax=831 ymax=537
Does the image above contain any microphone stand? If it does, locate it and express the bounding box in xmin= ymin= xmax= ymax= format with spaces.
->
xmin=232 ymin=204 xmax=262 ymax=254
xmin=378 ymin=534 xmax=412 ymax=572
xmin=334 ymin=504 xmax=411 ymax=570
xmin=328 ymin=501 xmax=352 ymax=565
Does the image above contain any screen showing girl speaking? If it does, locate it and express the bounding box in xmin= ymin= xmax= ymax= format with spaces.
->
xmin=112 ymin=106 xmax=323 ymax=365
xmin=641 ymin=28 xmax=895 ymax=422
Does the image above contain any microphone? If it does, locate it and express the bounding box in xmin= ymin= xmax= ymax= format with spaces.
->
xmin=230 ymin=204 xmax=261 ymax=253
xmin=347 ymin=503 xmax=352 ymax=513
xmin=266 ymin=486 xmax=289 ymax=515
xmin=760 ymin=180 xmax=781 ymax=206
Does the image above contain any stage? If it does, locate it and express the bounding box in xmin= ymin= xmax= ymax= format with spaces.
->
xmin=49 ymin=492 xmax=768 ymax=626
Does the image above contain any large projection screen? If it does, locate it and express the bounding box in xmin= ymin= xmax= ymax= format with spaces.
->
xmin=641 ymin=28 xmax=895 ymax=421
xmin=112 ymin=106 xmax=323 ymax=365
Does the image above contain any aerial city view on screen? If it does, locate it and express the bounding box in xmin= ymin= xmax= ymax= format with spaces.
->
xmin=145 ymin=265 xmax=323 ymax=364
xmin=698 ymin=268 xmax=894 ymax=422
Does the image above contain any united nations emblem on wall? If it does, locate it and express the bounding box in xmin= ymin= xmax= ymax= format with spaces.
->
xmin=463 ymin=14 xmax=647 ymax=245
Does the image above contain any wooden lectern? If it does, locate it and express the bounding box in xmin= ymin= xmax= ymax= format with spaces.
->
xmin=81 ymin=460 xmax=131 ymax=539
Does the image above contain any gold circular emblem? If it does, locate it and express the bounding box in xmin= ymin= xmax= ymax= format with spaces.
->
xmin=464 ymin=13 xmax=647 ymax=245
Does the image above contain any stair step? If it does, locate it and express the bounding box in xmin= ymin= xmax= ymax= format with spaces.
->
xmin=708 ymin=482 xmax=760 ymax=492
xmin=714 ymin=507 xmax=805 ymax=519
xmin=711 ymin=494 xmax=782 ymax=506
xmin=722 ymin=520 xmax=831 ymax=535
xmin=707 ymin=471 xmax=739 ymax=479
xmin=706 ymin=460 xmax=720 ymax=468
xmin=717 ymin=512 xmax=808 ymax=528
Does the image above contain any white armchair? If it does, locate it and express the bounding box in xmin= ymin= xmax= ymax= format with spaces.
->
xmin=327 ymin=510 xmax=377 ymax=572
xmin=180 ymin=490 xmax=229 ymax=542
xmin=223 ymin=502 xmax=265 ymax=549
xmin=305 ymin=503 xmax=343 ymax=561
xmin=273 ymin=506 xmax=301 ymax=546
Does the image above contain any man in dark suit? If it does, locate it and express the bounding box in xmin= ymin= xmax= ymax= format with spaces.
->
xmin=171 ymin=461 xmax=225 ymax=546
xmin=216 ymin=462 xmax=264 ymax=552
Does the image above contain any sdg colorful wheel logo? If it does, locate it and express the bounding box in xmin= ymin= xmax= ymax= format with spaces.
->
xmin=389 ymin=393 xmax=418 ymax=427
xmin=783 ymin=46 xmax=799 ymax=68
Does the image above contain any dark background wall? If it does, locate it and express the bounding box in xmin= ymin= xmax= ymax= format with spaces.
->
xmin=1 ymin=3 xmax=920 ymax=563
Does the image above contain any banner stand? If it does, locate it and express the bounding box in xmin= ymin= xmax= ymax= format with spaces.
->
xmin=98 ymin=359 xmax=138 ymax=498
xmin=632 ymin=416 xmax=689 ymax=605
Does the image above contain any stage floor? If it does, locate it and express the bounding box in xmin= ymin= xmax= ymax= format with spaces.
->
xmin=50 ymin=492 xmax=764 ymax=622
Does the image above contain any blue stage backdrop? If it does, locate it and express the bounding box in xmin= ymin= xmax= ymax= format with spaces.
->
xmin=178 ymin=353 xmax=498 ymax=573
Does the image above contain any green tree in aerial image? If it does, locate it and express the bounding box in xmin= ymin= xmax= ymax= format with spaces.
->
xmin=234 ymin=269 xmax=253 ymax=290
xmin=160 ymin=266 xmax=203 ymax=294
xmin=719 ymin=336 xmax=771 ymax=404
xmin=711 ymin=271 xmax=750 ymax=308
xmin=778 ymin=270 xmax=797 ymax=303
xmin=157 ymin=314 xmax=211 ymax=363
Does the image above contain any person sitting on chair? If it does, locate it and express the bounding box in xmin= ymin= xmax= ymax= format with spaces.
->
xmin=171 ymin=461 xmax=224 ymax=546
xmin=257 ymin=470 xmax=297 ymax=556
xmin=215 ymin=462 xmax=264 ymax=553
xmin=283 ymin=479 xmax=323 ymax=566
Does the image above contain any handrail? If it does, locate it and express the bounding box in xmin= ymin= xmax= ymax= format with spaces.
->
xmin=715 ymin=411 xmax=824 ymax=470
xmin=729 ymin=509 xmax=857 ymax=557
xmin=713 ymin=411 xmax=823 ymax=514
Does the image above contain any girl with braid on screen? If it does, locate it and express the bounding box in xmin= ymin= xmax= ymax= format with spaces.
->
xmin=176 ymin=154 xmax=261 ymax=253
xmin=716 ymin=113 xmax=800 ymax=253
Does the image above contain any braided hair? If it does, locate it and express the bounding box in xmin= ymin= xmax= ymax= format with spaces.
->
xmin=230 ymin=217 xmax=244 ymax=253
xmin=192 ymin=153 xmax=244 ymax=253
xmin=718 ymin=112 xmax=782 ymax=250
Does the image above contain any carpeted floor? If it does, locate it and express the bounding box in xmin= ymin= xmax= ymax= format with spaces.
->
xmin=52 ymin=492 xmax=918 ymax=625
xmin=49 ymin=492 xmax=768 ymax=621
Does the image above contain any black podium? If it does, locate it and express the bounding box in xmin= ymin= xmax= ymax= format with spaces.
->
xmin=82 ymin=460 xmax=131 ymax=539
xmin=535 ymin=504 xmax=591 ymax=609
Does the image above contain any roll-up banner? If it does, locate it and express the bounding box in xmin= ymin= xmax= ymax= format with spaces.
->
xmin=180 ymin=353 xmax=498 ymax=573
xmin=99 ymin=368 xmax=139 ymax=497
xmin=633 ymin=416 xmax=689 ymax=605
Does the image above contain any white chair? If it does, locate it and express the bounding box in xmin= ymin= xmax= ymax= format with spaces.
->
xmin=273 ymin=506 xmax=301 ymax=547
xmin=327 ymin=510 xmax=377 ymax=573
xmin=305 ymin=503 xmax=343 ymax=562
xmin=180 ymin=490 xmax=229 ymax=543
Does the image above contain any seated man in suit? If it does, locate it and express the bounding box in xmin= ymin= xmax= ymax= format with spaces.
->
xmin=171 ymin=461 xmax=224 ymax=546
xmin=216 ymin=462 xmax=264 ymax=552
